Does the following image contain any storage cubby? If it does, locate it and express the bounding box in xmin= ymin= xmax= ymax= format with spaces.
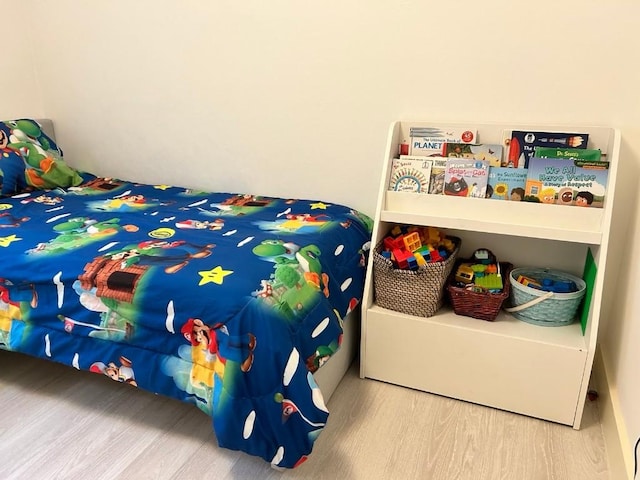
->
xmin=359 ymin=121 xmax=620 ymax=428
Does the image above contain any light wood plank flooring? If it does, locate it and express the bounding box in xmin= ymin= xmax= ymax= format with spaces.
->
xmin=0 ymin=350 xmax=608 ymax=480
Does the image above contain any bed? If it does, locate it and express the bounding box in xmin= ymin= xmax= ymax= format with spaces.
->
xmin=0 ymin=119 xmax=372 ymax=468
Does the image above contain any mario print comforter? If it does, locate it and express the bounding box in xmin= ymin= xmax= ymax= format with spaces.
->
xmin=0 ymin=176 xmax=372 ymax=468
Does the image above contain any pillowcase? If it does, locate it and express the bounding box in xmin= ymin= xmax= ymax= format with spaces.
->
xmin=0 ymin=118 xmax=84 ymax=196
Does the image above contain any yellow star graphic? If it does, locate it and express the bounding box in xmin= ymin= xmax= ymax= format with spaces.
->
xmin=310 ymin=202 xmax=330 ymax=210
xmin=198 ymin=266 xmax=233 ymax=286
xmin=154 ymin=184 xmax=172 ymax=190
xmin=0 ymin=234 xmax=21 ymax=247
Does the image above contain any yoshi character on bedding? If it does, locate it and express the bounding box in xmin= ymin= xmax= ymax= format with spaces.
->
xmin=0 ymin=119 xmax=83 ymax=195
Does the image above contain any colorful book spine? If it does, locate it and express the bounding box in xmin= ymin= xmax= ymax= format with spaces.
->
xmin=534 ymin=147 xmax=602 ymax=162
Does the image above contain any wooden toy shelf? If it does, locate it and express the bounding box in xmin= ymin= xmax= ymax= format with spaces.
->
xmin=359 ymin=121 xmax=620 ymax=428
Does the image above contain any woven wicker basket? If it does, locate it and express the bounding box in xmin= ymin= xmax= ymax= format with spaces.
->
xmin=373 ymin=237 xmax=460 ymax=317
xmin=506 ymin=267 xmax=586 ymax=327
xmin=447 ymin=262 xmax=513 ymax=321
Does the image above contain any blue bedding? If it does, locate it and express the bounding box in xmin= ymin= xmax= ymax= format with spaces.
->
xmin=0 ymin=177 xmax=372 ymax=468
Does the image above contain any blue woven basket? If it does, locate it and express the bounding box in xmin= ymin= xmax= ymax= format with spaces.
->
xmin=505 ymin=267 xmax=586 ymax=327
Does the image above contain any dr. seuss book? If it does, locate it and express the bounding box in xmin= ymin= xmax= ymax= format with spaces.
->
xmin=388 ymin=156 xmax=433 ymax=193
xmin=409 ymin=126 xmax=477 ymax=156
xmin=443 ymin=143 xmax=503 ymax=167
xmin=534 ymin=147 xmax=602 ymax=162
xmin=443 ymin=158 xmax=489 ymax=198
xmin=524 ymin=157 xmax=609 ymax=207
xmin=503 ymin=130 xmax=590 ymax=169
xmin=487 ymin=167 xmax=528 ymax=201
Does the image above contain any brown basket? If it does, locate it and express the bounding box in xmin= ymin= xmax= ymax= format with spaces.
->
xmin=447 ymin=261 xmax=513 ymax=321
xmin=373 ymin=237 xmax=460 ymax=317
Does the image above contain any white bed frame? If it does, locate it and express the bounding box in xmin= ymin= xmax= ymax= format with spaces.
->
xmin=38 ymin=119 xmax=358 ymax=402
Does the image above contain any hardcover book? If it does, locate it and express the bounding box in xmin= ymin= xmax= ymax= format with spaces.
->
xmin=409 ymin=126 xmax=477 ymax=156
xmin=426 ymin=156 xmax=448 ymax=195
xmin=503 ymin=130 xmax=590 ymax=169
xmin=443 ymin=143 xmax=503 ymax=167
xmin=443 ymin=158 xmax=489 ymax=198
xmin=388 ymin=156 xmax=433 ymax=193
xmin=487 ymin=167 xmax=528 ymax=201
xmin=524 ymin=157 xmax=609 ymax=207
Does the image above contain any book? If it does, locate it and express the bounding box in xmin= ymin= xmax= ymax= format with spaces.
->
xmin=534 ymin=147 xmax=602 ymax=162
xmin=503 ymin=130 xmax=590 ymax=169
xmin=388 ymin=156 xmax=433 ymax=193
xmin=487 ymin=167 xmax=528 ymax=201
xmin=443 ymin=158 xmax=489 ymax=198
xmin=443 ymin=143 xmax=503 ymax=167
xmin=427 ymin=156 xmax=447 ymax=195
xmin=524 ymin=156 xmax=609 ymax=207
xmin=409 ymin=126 xmax=477 ymax=156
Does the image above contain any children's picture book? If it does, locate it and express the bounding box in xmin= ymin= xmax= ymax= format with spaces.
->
xmin=409 ymin=126 xmax=477 ymax=156
xmin=443 ymin=158 xmax=489 ymax=198
xmin=443 ymin=143 xmax=503 ymax=167
xmin=426 ymin=156 xmax=447 ymax=195
xmin=487 ymin=167 xmax=528 ymax=201
xmin=503 ymin=130 xmax=590 ymax=169
xmin=534 ymin=147 xmax=602 ymax=162
xmin=524 ymin=157 xmax=609 ymax=207
xmin=388 ymin=156 xmax=433 ymax=193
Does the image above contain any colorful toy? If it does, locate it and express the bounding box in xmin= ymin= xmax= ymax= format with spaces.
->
xmin=516 ymin=274 xmax=540 ymax=289
xmin=453 ymin=249 xmax=503 ymax=292
xmin=455 ymin=265 xmax=474 ymax=284
xmin=379 ymin=225 xmax=455 ymax=270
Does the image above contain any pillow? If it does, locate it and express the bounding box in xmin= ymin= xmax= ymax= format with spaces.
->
xmin=0 ymin=118 xmax=84 ymax=196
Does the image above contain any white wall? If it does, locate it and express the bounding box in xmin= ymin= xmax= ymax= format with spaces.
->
xmin=8 ymin=0 xmax=640 ymax=473
xmin=1 ymin=2 xmax=44 ymax=117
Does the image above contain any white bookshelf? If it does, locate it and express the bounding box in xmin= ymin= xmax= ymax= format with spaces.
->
xmin=359 ymin=121 xmax=620 ymax=428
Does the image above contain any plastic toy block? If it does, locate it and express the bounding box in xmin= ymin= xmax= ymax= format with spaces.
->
xmin=426 ymin=226 xmax=442 ymax=243
xmin=517 ymin=275 xmax=540 ymax=289
xmin=440 ymin=238 xmax=454 ymax=251
xmin=406 ymin=255 xmax=418 ymax=270
xmin=475 ymin=273 xmax=503 ymax=291
xmin=486 ymin=264 xmax=498 ymax=274
xmin=455 ymin=265 xmax=474 ymax=284
xmin=380 ymin=250 xmax=392 ymax=260
xmin=554 ymin=280 xmax=576 ymax=293
xmin=393 ymin=237 xmax=406 ymax=250
xmin=392 ymin=248 xmax=411 ymax=268
xmin=415 ymin=245 xmax=430 ymax=256
xmin=414 ymin=252 xmax=427 ymax=267
xmin=403 ymin=232 xmax=422 ymax=252
xmin=390 ymin=225 xmax=403 ymax=237
xmin=429 ymin=249 xmax=442 ymax=262
xmin=473 ymin=249 xmax=491 ymax=264
xmin=384 ymin=236 xmax=405 ymax=251
xmin=541 ymin=278 xmax=576 ymax=293
xmin=383 ymin=236 xmax=396 ymax=251
xmin=438 ymin=248 xmax=448 ymax=259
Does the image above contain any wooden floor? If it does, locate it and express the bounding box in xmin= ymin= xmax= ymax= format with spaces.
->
xmin=0 ymin=350 xmax=609 ymax=480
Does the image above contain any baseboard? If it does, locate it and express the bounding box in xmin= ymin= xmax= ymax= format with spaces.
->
xmin=592 ymin=348 xmax=633 ymax=480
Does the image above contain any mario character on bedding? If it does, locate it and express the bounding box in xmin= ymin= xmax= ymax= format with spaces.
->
xmin=0 ymin=178 xmax=372 ymax=468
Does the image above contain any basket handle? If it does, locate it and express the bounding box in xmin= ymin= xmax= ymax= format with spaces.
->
xmin=504 ymin=291 xmax=554 ymax=313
